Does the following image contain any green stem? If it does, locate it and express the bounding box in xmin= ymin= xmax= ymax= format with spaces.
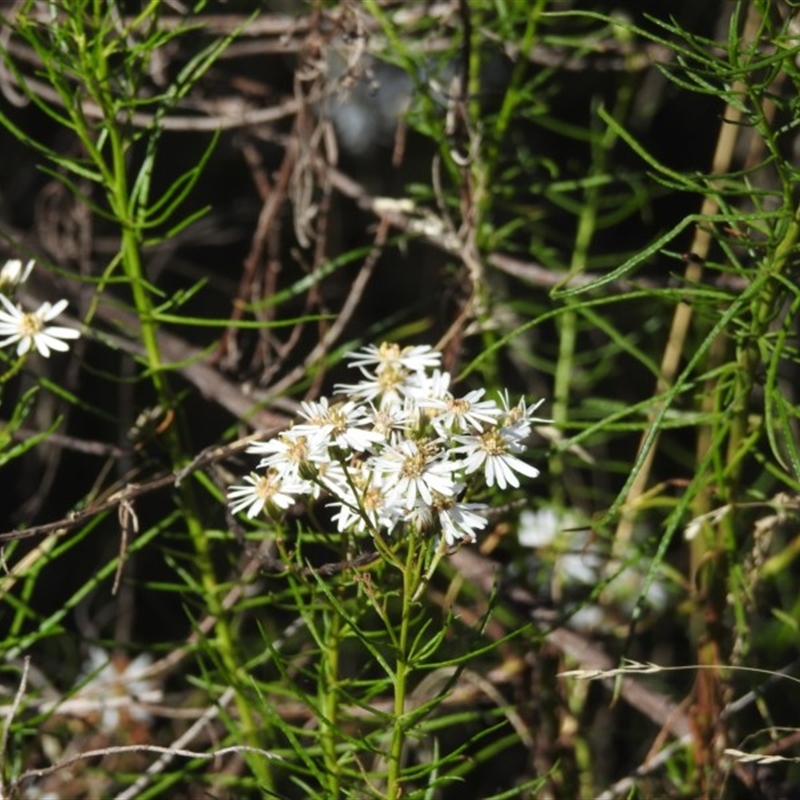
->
xmin=0 ymin=354 xmax=27 ymax=386
xmin=31 ymin=5 xmax=274 ymax=789
xmin=319 ymin=568 xmax=345 ymax=797
xmin=107 ymin=103 xmax=275 ymax=796
xmin=386 ymin=537 xmax=419 ymax=799
xmin=725 ymin=198 xmax=800 ymax=494
xmin=552 ymin=77 xmax=633 ymax=497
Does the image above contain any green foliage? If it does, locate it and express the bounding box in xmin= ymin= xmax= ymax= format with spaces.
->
xmin=1 ymin=0 xmax=800 ymax=798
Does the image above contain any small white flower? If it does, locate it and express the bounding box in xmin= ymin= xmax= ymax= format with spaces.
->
xmin=329 ymin=475 xmax=403 ymax=535
xmin=364 ymin=400 xmax=417 ymax=439
xmin=314 ymin=458 xmax=350 ymax=498
xmin=249 ymin=431 xmax=327 ymax=482
xmin=293 ymin=397 xmax=385 ymax=451
xmin=518 ymin=507 xmax=601 ymax=585
xmin=437 ymin=499 xmax=489 ymax=545
xmin=499 ymin=392 xmax=548 ymax=439
xmin=558 ymin=543 xmax=603 ymax=585
xmin=0 ymin=295 xmax=80 ymax=357
xmin=405 ymin=499 xmax=436 ymax=531
xmin=0 ymin=258 xmax=34 ymax=293
xmin=345 ymin=342 xmax=441 ymax=374
xmin=452 ymin=427 xmax=540 ymax=489
xmin=404 ymin=368 xmax=452 ymax=403
xmin=335 ymin=367 xmax=409 ymax=408
xmin=374 ymin=438 xmax=458 ymax=507
xmin=337 ymin=343 xmax=443 ymax=408
xmin=427 ymin=388 xmax=503 ymax=434
xmin=518 ymin=507 xmax=563 ymax=548
xmin=406 ymin=489 xmax=489 ymax=545
xmin=228 ymin=470 xmax=299 ymax=518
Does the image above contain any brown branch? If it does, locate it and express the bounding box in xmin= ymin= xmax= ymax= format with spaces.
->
xmin=3 ymin=426 xmax=128 ymax=458
xmin=0 ymin=47 xmax=300 ymax=131
xmin=255 ymin=213 xmax=391 ymax=403
xmin=14 ymin=743 xmax=281 ymax=786
xmin=214 ymin=137 xmax=297 ymax=370
xmin=450 ymin=547 xmax=692 ymax=740
xmin=0 ymin=432 xmax=279 ymax=543
xmin=119 ymin=6 xmax=672 ymax=70
xmin=0 ymin=474 xmax=174 ymax=543
xmin=321 ymin=163 xmax=646 ymax=291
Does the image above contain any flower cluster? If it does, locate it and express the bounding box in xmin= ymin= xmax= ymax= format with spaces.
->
xmin=229 ymin=342 xmax=546 ymax=546
xmin=0 ymin=258 xmax=80 ymax=358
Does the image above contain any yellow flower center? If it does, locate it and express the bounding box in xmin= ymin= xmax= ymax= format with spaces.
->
xmin=378 ymin=342 xmax=401 ymax=363
xmin=286 ymin=435 xmax=310 ymax=463
xmin=20 ymin=313 xmax=43 ymax=337
xmin=377 ymin=365 xmax=405 ymax=393
xmin=256 ymin=471 xmax=281 ymax=500
xmin=448 ymin=397 xmax=469 ymax=415
xmin=401 ymin=449 xmax=426 ymax=478
xmin=480 ymin=429 xmax=506 ymax=455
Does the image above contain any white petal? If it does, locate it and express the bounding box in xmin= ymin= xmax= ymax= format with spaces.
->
xmin=42 ymin=298 xmax=69 ymax=320
xmin=0 ymin=294 xmax=19 ymax=316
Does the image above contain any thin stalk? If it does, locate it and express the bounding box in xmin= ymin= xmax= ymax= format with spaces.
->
xmin=320 ymin=592 xmax=343 ymax=797
xmin=477 ymin=0 xmax=546 ymax=196
xmin=469 ymin=0 xmax=545 ymax=330
xmin=105 ymin=103 xmax=276 ymax=796
xmin=0 ymin=355 xmax=27 ymax=386
xmin=686 ymin=12 xmax=796 ymax=780
xmin=552 ymin=73 xmax=634 ymax=500
xmin=612 ymin=0 xmax=760 ymax=555
xmin=23 ymin=4 xmax=275 ymax=788
xmin=722 ymin=198 xmax=800 ymax=506
xmin=386 ymin=538 xmax=420 ymax=799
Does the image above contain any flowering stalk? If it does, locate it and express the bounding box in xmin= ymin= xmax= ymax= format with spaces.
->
xmin=386 ymin=530 xmax=425 ymax=799
xmin=319 ymin=577 xmax=344 ymax=798
xmin=95 ymin=62 xmax=275 ymax=795
xmin=230 ymin=341 xmax=546 ymax=792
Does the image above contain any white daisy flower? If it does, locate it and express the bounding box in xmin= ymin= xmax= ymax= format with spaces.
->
xmin=329 ymin=476 xmax=403 ymax=535
xmin=426 ymin=387 xmax=503 ymax=434
xmin=406 ymin=492 xmax=489 ymax=545
xmin=405 ymin=498 xmax=436 ymax=531
xmin=517 ymin=507 xmax=563 ymax=548
xmin=0 ymin=258 xmax=34 ymax=293
xmin=437 ymin=500 xmax=489 ymax=546
xmin=404 ymin=368 xmax=452 ymax=402
xmin=344 ymin=342 xmax=441 ymax=374
xmin=518 ymin=508 xmax=600 ymax=584
xmin=71 ymin=647 xmax=161 ymax=733
xmin=0 ymin=295 xmax=80 ymax=357
xmin=452 ymin=427 xmax=540 ymax=489
xmin=335 ymin=365 xmax=409 ymax=408
xmin=228 ymin=470 xmax=300 ymax=518
xmin=292 ymin=397 xmax=385 ymax=451
xmin=498 ymin=392 xmax=548 ymax=439
xmin=314 ymin=458 xmax=351 ymax=498
xmin=374 ymin=438 xmax=458 ymax=508
xmin=364 ymin=400 xmax=417 ymax=439
xmin=249 ymin=431 xmax=327 ymax=483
